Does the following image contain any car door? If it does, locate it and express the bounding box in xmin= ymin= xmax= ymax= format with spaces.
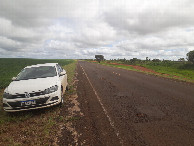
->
xmin=59 ymin=65 xmax=67 ymax=88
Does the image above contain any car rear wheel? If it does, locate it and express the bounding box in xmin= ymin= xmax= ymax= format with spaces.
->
xmin=59 ymin=89 xmax=64 ymax=107
xmin=66 ymin=84 xmax=69 ymax=91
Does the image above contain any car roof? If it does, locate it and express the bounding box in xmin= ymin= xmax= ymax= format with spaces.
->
xmin=25 ymin=63 xmax=58 ymax=68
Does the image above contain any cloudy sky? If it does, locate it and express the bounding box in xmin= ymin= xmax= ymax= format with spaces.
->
xmin=0 ymin=0 xmax=194 ymax=60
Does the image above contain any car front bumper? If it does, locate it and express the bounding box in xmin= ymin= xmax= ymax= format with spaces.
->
xmin=3 ymin=92 xmax=61 ymax=112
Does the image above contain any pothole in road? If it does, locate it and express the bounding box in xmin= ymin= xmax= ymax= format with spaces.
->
xmin=134 ymin=113 xmax=150 ymax=123
xmin=133 ymin=106 xmax=166 ymax=123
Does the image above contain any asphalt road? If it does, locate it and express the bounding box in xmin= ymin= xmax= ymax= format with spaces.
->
xmin=60 ymin=61 xmax=194 ymax=146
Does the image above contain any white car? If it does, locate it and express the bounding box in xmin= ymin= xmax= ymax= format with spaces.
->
xmin=3 ymin=63 xmax=68 ymax=112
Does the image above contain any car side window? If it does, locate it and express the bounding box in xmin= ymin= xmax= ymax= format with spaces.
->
xmin=59 ymin=65 xmax=63 ymax=72
xmin=60 ymin=65 xmax=64 ymax=73
xmin=56 ymin=65 xmax=61 ymax=75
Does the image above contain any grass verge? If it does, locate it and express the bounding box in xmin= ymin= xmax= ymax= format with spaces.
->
xmin=100 ymin=62 xmax=137 ymax=71
xmin=141 ymin=63 xmax=194 ymax=82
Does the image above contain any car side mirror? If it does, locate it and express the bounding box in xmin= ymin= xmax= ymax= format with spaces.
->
xmin=59 ymin=72 xmax=66 ymax=76
xmin=12 ymin=77 xmax=16 ymax=81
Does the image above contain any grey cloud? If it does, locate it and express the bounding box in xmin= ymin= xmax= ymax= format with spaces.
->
xmin=0 ymin=0 xmax=97 ymax=27
xmin=103 ymin=4 xmax=194 ymax=34
xmin=0 ymin=36 xmax=22 ymax=51
xmin=0 ymin=17 xmax=46 ymax=45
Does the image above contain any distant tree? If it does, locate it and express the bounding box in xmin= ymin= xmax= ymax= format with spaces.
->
xmin=162 ymin=60 xmax=171 ymax=63
xmin=130 ymin=58 xmax=140 ymax=64
xmin=187 ymin=50 xmax=194 ymax=64
xmin=146 ymin=57 xmax=149 ymax=61
xmin=95 ymin=55 xmax=104 ymax=63
xmin=178 ymin=58 xmax=185 ymax=62
xmin=152 ymin=59 xmax=161 ymax=62
xmin=130 ymin=58 xmax=137 ymax=62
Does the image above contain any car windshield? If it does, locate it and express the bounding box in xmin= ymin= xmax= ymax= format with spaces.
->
xmin=16 ymin=66 xmax=57 ymax=80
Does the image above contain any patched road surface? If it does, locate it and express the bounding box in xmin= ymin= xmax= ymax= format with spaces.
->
xmin=59 ymin=61 xmax=194 ymax=146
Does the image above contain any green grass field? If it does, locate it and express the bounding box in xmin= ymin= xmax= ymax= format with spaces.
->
xmin=0 ymin=58 xmax=74 ymax=89
xmin=140 ymin=61 xmax=194 ymax=81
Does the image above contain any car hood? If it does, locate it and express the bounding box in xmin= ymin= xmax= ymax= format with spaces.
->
xmin=7 ymin=76 xmax=59 ymax=94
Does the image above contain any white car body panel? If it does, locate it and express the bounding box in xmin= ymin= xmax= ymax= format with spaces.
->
xmin=7 ymin=77 xmax=59 ymax=94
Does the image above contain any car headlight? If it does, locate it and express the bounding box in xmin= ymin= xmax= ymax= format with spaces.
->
xmin=44 ymin=85 xmax=58 ymax=94
xmin=50 ymin=85 xmax=58 ymax=92
xmin=3 ymin=92 xmax=13 ymax=99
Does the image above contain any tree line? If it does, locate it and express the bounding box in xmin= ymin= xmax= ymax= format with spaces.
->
xmin=95 ymin=50 xmax=194 ymax=64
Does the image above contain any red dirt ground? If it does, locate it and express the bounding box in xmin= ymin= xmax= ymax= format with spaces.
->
xmin=108 ymin=63 xmax=184 ymax=79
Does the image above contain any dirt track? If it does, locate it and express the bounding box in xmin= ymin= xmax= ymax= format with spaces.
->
xmin=59 ymin=61 xmax=194 ymax=146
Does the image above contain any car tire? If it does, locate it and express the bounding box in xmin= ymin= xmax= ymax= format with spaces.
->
xmin=59 ymin=89 xmax=64 ymax=107
xmin=66 ymin=84 xmax=69 ymax=91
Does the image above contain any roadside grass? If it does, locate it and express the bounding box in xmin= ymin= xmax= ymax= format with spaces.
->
xmin=62 ymin=60 xmax=77 ymax=87
xmin=95 ymin=61 xmax=194 ymax=83
xmin=140 ymin=62 xmax=194 ymax=81
xmin=0 ymin=60 xmax=77 ymax=145
xmin=62 ymin=60 xmax=77 ymax=95
xmin=100 ymin=62 xmax=137 ymax=71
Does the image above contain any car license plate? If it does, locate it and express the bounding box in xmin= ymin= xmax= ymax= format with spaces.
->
xmin=21 ymin=100 xmax=36 ymax=106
